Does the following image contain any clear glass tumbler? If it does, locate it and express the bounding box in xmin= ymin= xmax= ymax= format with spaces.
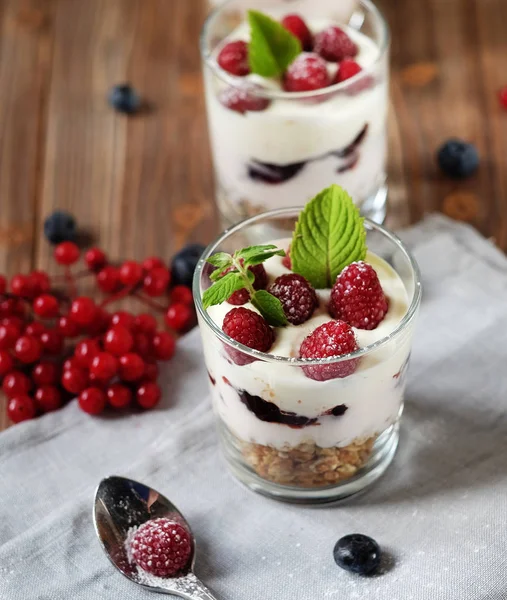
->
xmin=200 ymin=0 xmax=390 ymax=225
xmin=193 ymin=209 xmax=421 ymax=503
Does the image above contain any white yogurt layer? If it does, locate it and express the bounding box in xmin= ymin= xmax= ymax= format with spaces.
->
xmin=204 ymin=21 xmax=388 ymax=216
xmin=201 ymin=245 xmax=413 ymax=449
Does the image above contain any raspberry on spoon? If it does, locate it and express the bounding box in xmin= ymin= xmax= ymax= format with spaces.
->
xmin=283 ymin=53 xmax=331 ymax=92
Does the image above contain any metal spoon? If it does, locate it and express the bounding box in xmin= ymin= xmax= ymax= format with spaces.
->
xmin=94 ymin=475 xmax=219 ymax=599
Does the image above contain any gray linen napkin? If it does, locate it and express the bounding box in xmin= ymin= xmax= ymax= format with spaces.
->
xmin=1 ymin=214 xmax=507 ymax=600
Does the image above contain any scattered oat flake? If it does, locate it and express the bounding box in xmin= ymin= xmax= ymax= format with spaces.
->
xmin=400 ymin=62 xmax=438 ymax=87
xmin=442 ymin=192 xmax=480 ymax=222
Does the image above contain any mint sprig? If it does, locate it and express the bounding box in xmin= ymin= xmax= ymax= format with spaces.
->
xmin=291 ymin=185 xmax=367 ymax=289
xmin=248 ymin=10 xmax=301 ymax=78
xmin=203 ymin=245 xmax=288 ymax=326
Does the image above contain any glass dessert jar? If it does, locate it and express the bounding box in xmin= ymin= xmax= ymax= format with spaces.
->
xmin=200 ymin=0 xmax=390 ymax=225
xmin=193 ymin=208 xmax=421 ymax=503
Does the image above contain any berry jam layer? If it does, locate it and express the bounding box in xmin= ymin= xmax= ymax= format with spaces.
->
xmin=203 ymin=246 xmax=412 ymax=451
xmin=204 ymin=22 xmax=387 ymax=219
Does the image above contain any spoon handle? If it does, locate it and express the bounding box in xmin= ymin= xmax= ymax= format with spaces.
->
xmin=169 ymin=574 xmax=220 ymax=600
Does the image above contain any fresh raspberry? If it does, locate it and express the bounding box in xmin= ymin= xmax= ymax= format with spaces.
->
xmin=267 ymin=274 xmax=318 ymax=325
xmin=281 ymin=14 xmax=313 ymax=50
xmin=130 ymin=518 xmax=192 ymax=577
xmin=329 ymin=262 xmax=388 ymax=330
xmin=299 ymin=320 xmax=359 ymax=380
xmin=314 ymin=26 xmax=358 ymax=62
xmin=335 ymin=59 xmax=362 ymax=83
xmin=217 ymin=40 xmax=250 ymax=76
xmin=7 ymin=395 xmax=36 ymax=423
xmin=499 ymin=86 xmax=507 ymax=110
xmin=227 ymin=263 xmax=267 ymax=305
xmin=222 ymin=307 xmax=274 ymax=365
xmin=219 ymin=85 xmax=270 ymax=115
xmin=283 ymin=53 xmax=330 ymax=92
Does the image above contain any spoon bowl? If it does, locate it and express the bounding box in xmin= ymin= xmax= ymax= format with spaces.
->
xmin=94 ymin=475 xmax=218 ymax=599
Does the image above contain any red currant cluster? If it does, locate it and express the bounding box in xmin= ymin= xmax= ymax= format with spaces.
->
xmin=0 ymin=242 xmax=195 ymax=424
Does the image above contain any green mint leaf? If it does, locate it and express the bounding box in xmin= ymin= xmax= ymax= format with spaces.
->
xmin=210 ymin=267 xmax=226 ymax=282
xmin=236 ymin=244 xmax=285 ymax=267
xmin=202 ymin=272 xmax=246 ymax=309
xmin=291 ymin=185 xmax=367 ymax=289
xmin=251 ymin=290 xmax=288 ymax=327
xmin=207 ymin=252 xmax=233 ymax=269
xmin=248 ymin=10 xmax=301 ymax=77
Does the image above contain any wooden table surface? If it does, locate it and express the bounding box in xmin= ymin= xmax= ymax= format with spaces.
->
xmin=0 ymin=0 xmax=506 ymax=430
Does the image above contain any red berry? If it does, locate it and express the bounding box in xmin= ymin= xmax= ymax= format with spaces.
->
xmin=133 ymin=332 xmax=152 ymax=357
xmin=143 ymin=266 xmax=171 ymax=297
xmin=40 ymin=329 xmax=64 ymax=355
xmin=131 ymin=518 xmax=192 ymax=577
xmin=222 ymin=307 xmax=274 ymax=365
xmin=0 ymin=322 xmax=21 ymax=350
xmin=86 ymin=308 xmax=112 ymax=336
xmin=57 ymin=315 xmax=81 ymax=338
xmin=281 ymin=14 xmax=313 ymax=50
xmin=111 ymin=311 xmax=135 ymax=330
xmin=335 ymin=59 xmax=362 ymax=83
xmin=0 ymin=298 xmax=25 ymax=318
xmin=30 ymin=271 xmax=51 ymax=295
xmin=7 ymin=395 xmax=36 ymax=423
xmin=118 ymin=353 xmax=145 ymax=381
xmin=78 ymin=387 xmax=106 ymax=415
xmin=217 ymin=40 xmax=250 ymax=76
xmin=267 ymin=273 xmax=318 ymax=325
xmin=152 ymin=331 xmax=175 ymax=360
xmin=314 ymin=26 xmax=358 ymax=62
xmin=283 ymin=53 xmax=331 ymax=92
xmin=103 ymin=325 xmax=133 ymax=356
xmin=32 ymin=361 xmax=59 ymax=386
xmin=74 ymin=338 xmax=101 ymax=367
xmin=54 ymin=241 xmax=80 ymax=265
xmin=0 ymin=275 xmax=6 ymax=294
xmin=84 ymin=247 xmax=107 ymax=271
xmin=69 ymin=297 xmax=97 ymax=326
xmin=106 ymin=383 xmax=132 ymax=409
xmin=142 ymin=256 xmax=165 ymax=271
xmin=90 ymin=352 xmax=118 ymax=381
xmin=227 ymin=263 xmax=268 ymax=305
xmin=33 ymin=294 xmax=59 ymax=318
xmin=10 ymin=274 xmax=33 ymax=298
xmin=2 ymin=371 xmax=32 ymax=397
xmin=329 ymin=262 xmax=388 ymax=330
xmin=170 ymin=285 xmax=193 ymax=306
xmin=34 ymin=385 xmax=62 ymax=413
xmin=14 ymin=335 xmax=42 ymax=363
xmin=97 ymin=266 xmax=121 ymax=293
xmin=0 ymin=350 xmax=13 ymax=377
xmin=299 ymin=320 xmax=359 ymax=381
xmin=63 ymin=357 xmax=80 ymax=371
xmin=499 ymin=86 xmax=507 ymax=110
xmin=62 ymin=367 xmax=89 ymax=394
xmin=133 ymin=313 xmax=157 ymax=335
xmin=164 ymin=303 xmax=193 ymax=332
xmin=143 ymin=361 xmax=159 ymax=381
xmin=219 ymin=85 xmax=270 ymax=114
xmin=3 ymin=316 xmax=25 ymax=331
xmin=25 ymin=321 xmax=47 ymax=338
xmin=136 ymin=381 xmax=161 ymax=409
xmin=119 ymin=260 xmax=143 ymax=286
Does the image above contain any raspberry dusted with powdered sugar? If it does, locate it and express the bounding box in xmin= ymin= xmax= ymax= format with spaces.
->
xmin=227 ymin=263 xmax=268 ymax=305
xmin=281 ymin=14 xmax=313 ymax=51
xmin=222 ymin=307 xmax=274 ymax=365
xmin=268 ymin=274 xmax=317 ymax=325
xmin=219 ymin=85 xmax=270 ymax=114
xmin=314 ymin=26 xmax=358 ymax=62
xmin=329 ymin=261 xmax=388 ymax=330
xmin=130 ymin=518 xmax=192 ymax=578
xmin=283 ymin=53 xmax=331 ymax=92
xmin=217 ymin=40 xmax=250 ymax=76
xmin=299 ymin=320 xmax=359 ymax=381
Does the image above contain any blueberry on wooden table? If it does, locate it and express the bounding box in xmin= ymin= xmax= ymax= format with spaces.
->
xmin=436 ymin=139 xmax=479 ymax=178
xmin=108 ymin=84 xmax=141 ymax=114
xmin=333 ymin=533 xmax=381 ymax=575
xmin=43 ymin=210 xmax=77 ymax=244
xmin=171 ymin=244 xmax=206 ymax=288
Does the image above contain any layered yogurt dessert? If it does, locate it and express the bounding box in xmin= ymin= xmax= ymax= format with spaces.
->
xmin=195 ymin=186 xmax=420 ymax=497
xmin=202 ymin=3 xmax=389 ymax=223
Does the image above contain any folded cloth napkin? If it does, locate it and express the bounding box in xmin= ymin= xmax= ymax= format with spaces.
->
xmin=1 ymin=214 xmax=507 ymax=600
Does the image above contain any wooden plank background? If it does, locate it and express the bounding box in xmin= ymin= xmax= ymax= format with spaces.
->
xmin=0 ymin=0 xmax=506 ymax=429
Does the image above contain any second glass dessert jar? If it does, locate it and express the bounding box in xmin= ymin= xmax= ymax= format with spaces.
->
xmin=194 ymin=208 xmax=421 ymax=503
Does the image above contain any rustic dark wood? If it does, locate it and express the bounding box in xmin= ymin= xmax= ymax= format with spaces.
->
xmin=1 ymin=0 xmax=506 ymax=429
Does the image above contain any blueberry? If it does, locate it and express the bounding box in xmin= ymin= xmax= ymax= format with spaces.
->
xmin=43 ymin=210 xmax=77 ymax=245
xmin=108 ymin=84 xmax=141 ymax=114
xmin=171 ymin=244 xmax=206 ymax=288
xmin=333 ymin=534 xmax=381 ymax=575
xmin=437 ymin=139 xmax=479 ymax=178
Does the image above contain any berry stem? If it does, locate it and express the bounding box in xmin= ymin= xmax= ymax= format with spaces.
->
xmin=64 ymin=266 xmax=77 ymax=299
xmin=133 ymin=292 xmax=167 ymax=313
xmin=52 ymin=269 xmax=93 ymax=282
xmin=100 ymin=285 xmax=135 ymax=307
xmin=232 ymin=256 xmax=256 ymax=297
